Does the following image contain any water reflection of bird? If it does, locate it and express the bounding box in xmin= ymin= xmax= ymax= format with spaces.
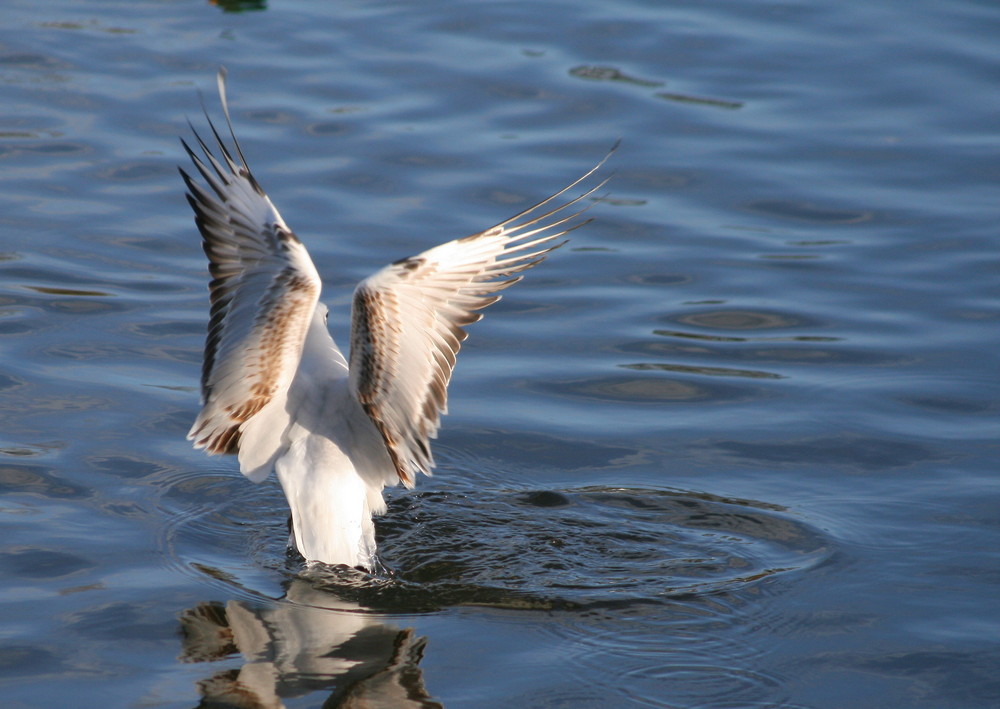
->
xmin=180 ymin=69 xmax=611 ymax=569
xmin=179 ymin=578 xmax=440 ymax=708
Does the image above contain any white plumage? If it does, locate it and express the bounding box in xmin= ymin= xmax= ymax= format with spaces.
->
xmin=181 ymin=69 xmax=611 ymax=569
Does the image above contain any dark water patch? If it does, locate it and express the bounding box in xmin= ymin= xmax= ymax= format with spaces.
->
xmin=787 ymin=239 xmax=852 ymax=247
xmin=0 ymin=141 xmax=91 ymax=159
xmin=326 ymin=106 xmax=367 ymax=116
xmin=865 ymin=649 xmax=1000 ymax=702
xmin=3 ymin=292 xmax=128 ymax=316
xmin=59 ymin=582 xmax=105 ymax=596
xmin=624 ymin=272 xmax=691 ymax=286
xmin=505 ymin=686 xmax=618 ymax=708
xmin=44 ymin=341 xmax=134 ymax=360
xmin=745 ymin=345 xmax=907 ymax=366
xmin=38 ymin=298 xmax=123 ymax=315
xmin=100 ymin=501 xmax=149 ymax=520
xmin=707 ymin=435 xmax=940 ymax=470
xmin=137 ymin=408 xmax=198 ymax=438
xmin=569 ymin=65 xmax=664 ymax=87
xmin=794 ymin=648 xmax=1000 ymax=708
xmin=619 ymin=664 xmax=781 ymax=707
xmin=773 ymin=606 xmax=881 ymax=640
xmin=0 ymin=320 xmax=34 ymax=335
xmin=897 ymin=393 xmax=996 ymax=416
xmin=599 ymin=196 xmax=647 ymax=206
xmin=475 ymin=295 xmax=560 ymax=316
xmin=38 ymin=19 xmax=139 ymax=34
xmin=616 ymin=166 xmax=691 ymax=190
xmin=87 ymin=232 xmax=197 ymax=256
xmin=0 ymin=548 xmax=95 ymax=579
xmin=338 ymin=169 xmax=401 ymax=195
xmin=1 ymin=263 xmax=118 ymax=290
xmin=293 ymin=566 xmax=582 ymax=614
xmin=744 ymin=200 xmax=874 ymax=224
xmin=460 ymin=430 xmax=638 ymax=471
xmin=245 ymin=109 xmax=297 ymax=124
xmin=655 ymin=91 xmax=744 ymax=109
xmin=539 ymin=373 xmax=759 ymax=404
xmin=469 ymin=186 xmax=536 ymax=210
xmin=96 ymin=161 xmax=173 ymax=182
xmin=109 ymin=278 xmax=192 ymax=295
xmin=0 ymin=645 xmax=63 ymax=678
xmin=620 ymin=362 xmax=784 ymax=380
xmin=0 ymin=441 xmax=62 ymax=458
xmin=484 ymin=81 xmax=548 ymax=101
xmin=89 ymin=455 xmax=174 ymax=481
xmin=668 ymin=309 xmax=813 ymax=331
xmin=516 ymin=490 xmax=572 ymax=508
xmin=305 ymin=121 xmax=353 ymax=137
xmin=11 ymin=393 xmax=111 ymax=414
xmin=23 ymin=285 xmax=112 ymax=297
xmin=66 ymin=601 xmax=178 ymax=641
xmin=0 ymin=52 xmax=70 ymax=70
xmin=160 ymin=472 xmax=243 ymax=503
xmin=378 ymin=151 xmax=470 ymax=169
xmin=615 ymin=333 xmax=905 ymax=370
xmin=0 ymin=372 xmax=25 ymax=390
xmin=0 ymin=464 xmax=90 ymax=499
xmin=649 ymin=329 xmax=840 ymax=343
xmin=758 ymin=252 xmax=822 ymax=260
xmin=127 ymin=320 xmax=204 ymax=338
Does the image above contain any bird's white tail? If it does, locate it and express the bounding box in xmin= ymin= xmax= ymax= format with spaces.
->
xmin=274 ymin=433 xmax=381 ymax=569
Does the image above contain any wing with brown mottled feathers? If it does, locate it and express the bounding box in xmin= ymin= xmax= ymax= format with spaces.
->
xmin=182 ymin=69 xmax=321 ymax=459
xmin=348 ymin=153 xmax=613 ymax=486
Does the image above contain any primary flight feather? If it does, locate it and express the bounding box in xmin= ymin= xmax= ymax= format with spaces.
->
xmin=182 ymin=70 xmax=612 ymax=569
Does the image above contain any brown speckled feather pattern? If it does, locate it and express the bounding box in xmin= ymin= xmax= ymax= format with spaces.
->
xmin=181 ymin=71 xmax=321 ymax=456
xmin=348 ymin=156 xmax=611 ymax=486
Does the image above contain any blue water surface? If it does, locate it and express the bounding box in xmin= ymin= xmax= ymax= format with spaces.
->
xmin=0 ymin=0 xmax=998 ymax=707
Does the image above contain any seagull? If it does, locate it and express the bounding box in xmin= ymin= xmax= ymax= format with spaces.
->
xmin=180 ymin=69 xmax=612 ymax=570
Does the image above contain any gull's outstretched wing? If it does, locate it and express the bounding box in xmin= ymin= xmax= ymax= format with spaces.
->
xmin=182 ymin=69 xmax=321 ymax=457
xmin=348 ymin=152 xmax=613 ymax=486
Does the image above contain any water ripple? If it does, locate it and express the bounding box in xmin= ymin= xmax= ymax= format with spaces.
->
xmin=161 ymin=466 xmax=831 ymax=616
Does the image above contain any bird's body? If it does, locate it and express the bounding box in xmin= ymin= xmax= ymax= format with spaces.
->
xmin=181 ymin=70 xmax=609 ymax=569
xmin=260 ymin=308 xmax=393 ymax=568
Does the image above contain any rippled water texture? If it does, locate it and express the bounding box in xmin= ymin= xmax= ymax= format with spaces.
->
xmin=1 ymin=0 xmax=999 ymax=707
